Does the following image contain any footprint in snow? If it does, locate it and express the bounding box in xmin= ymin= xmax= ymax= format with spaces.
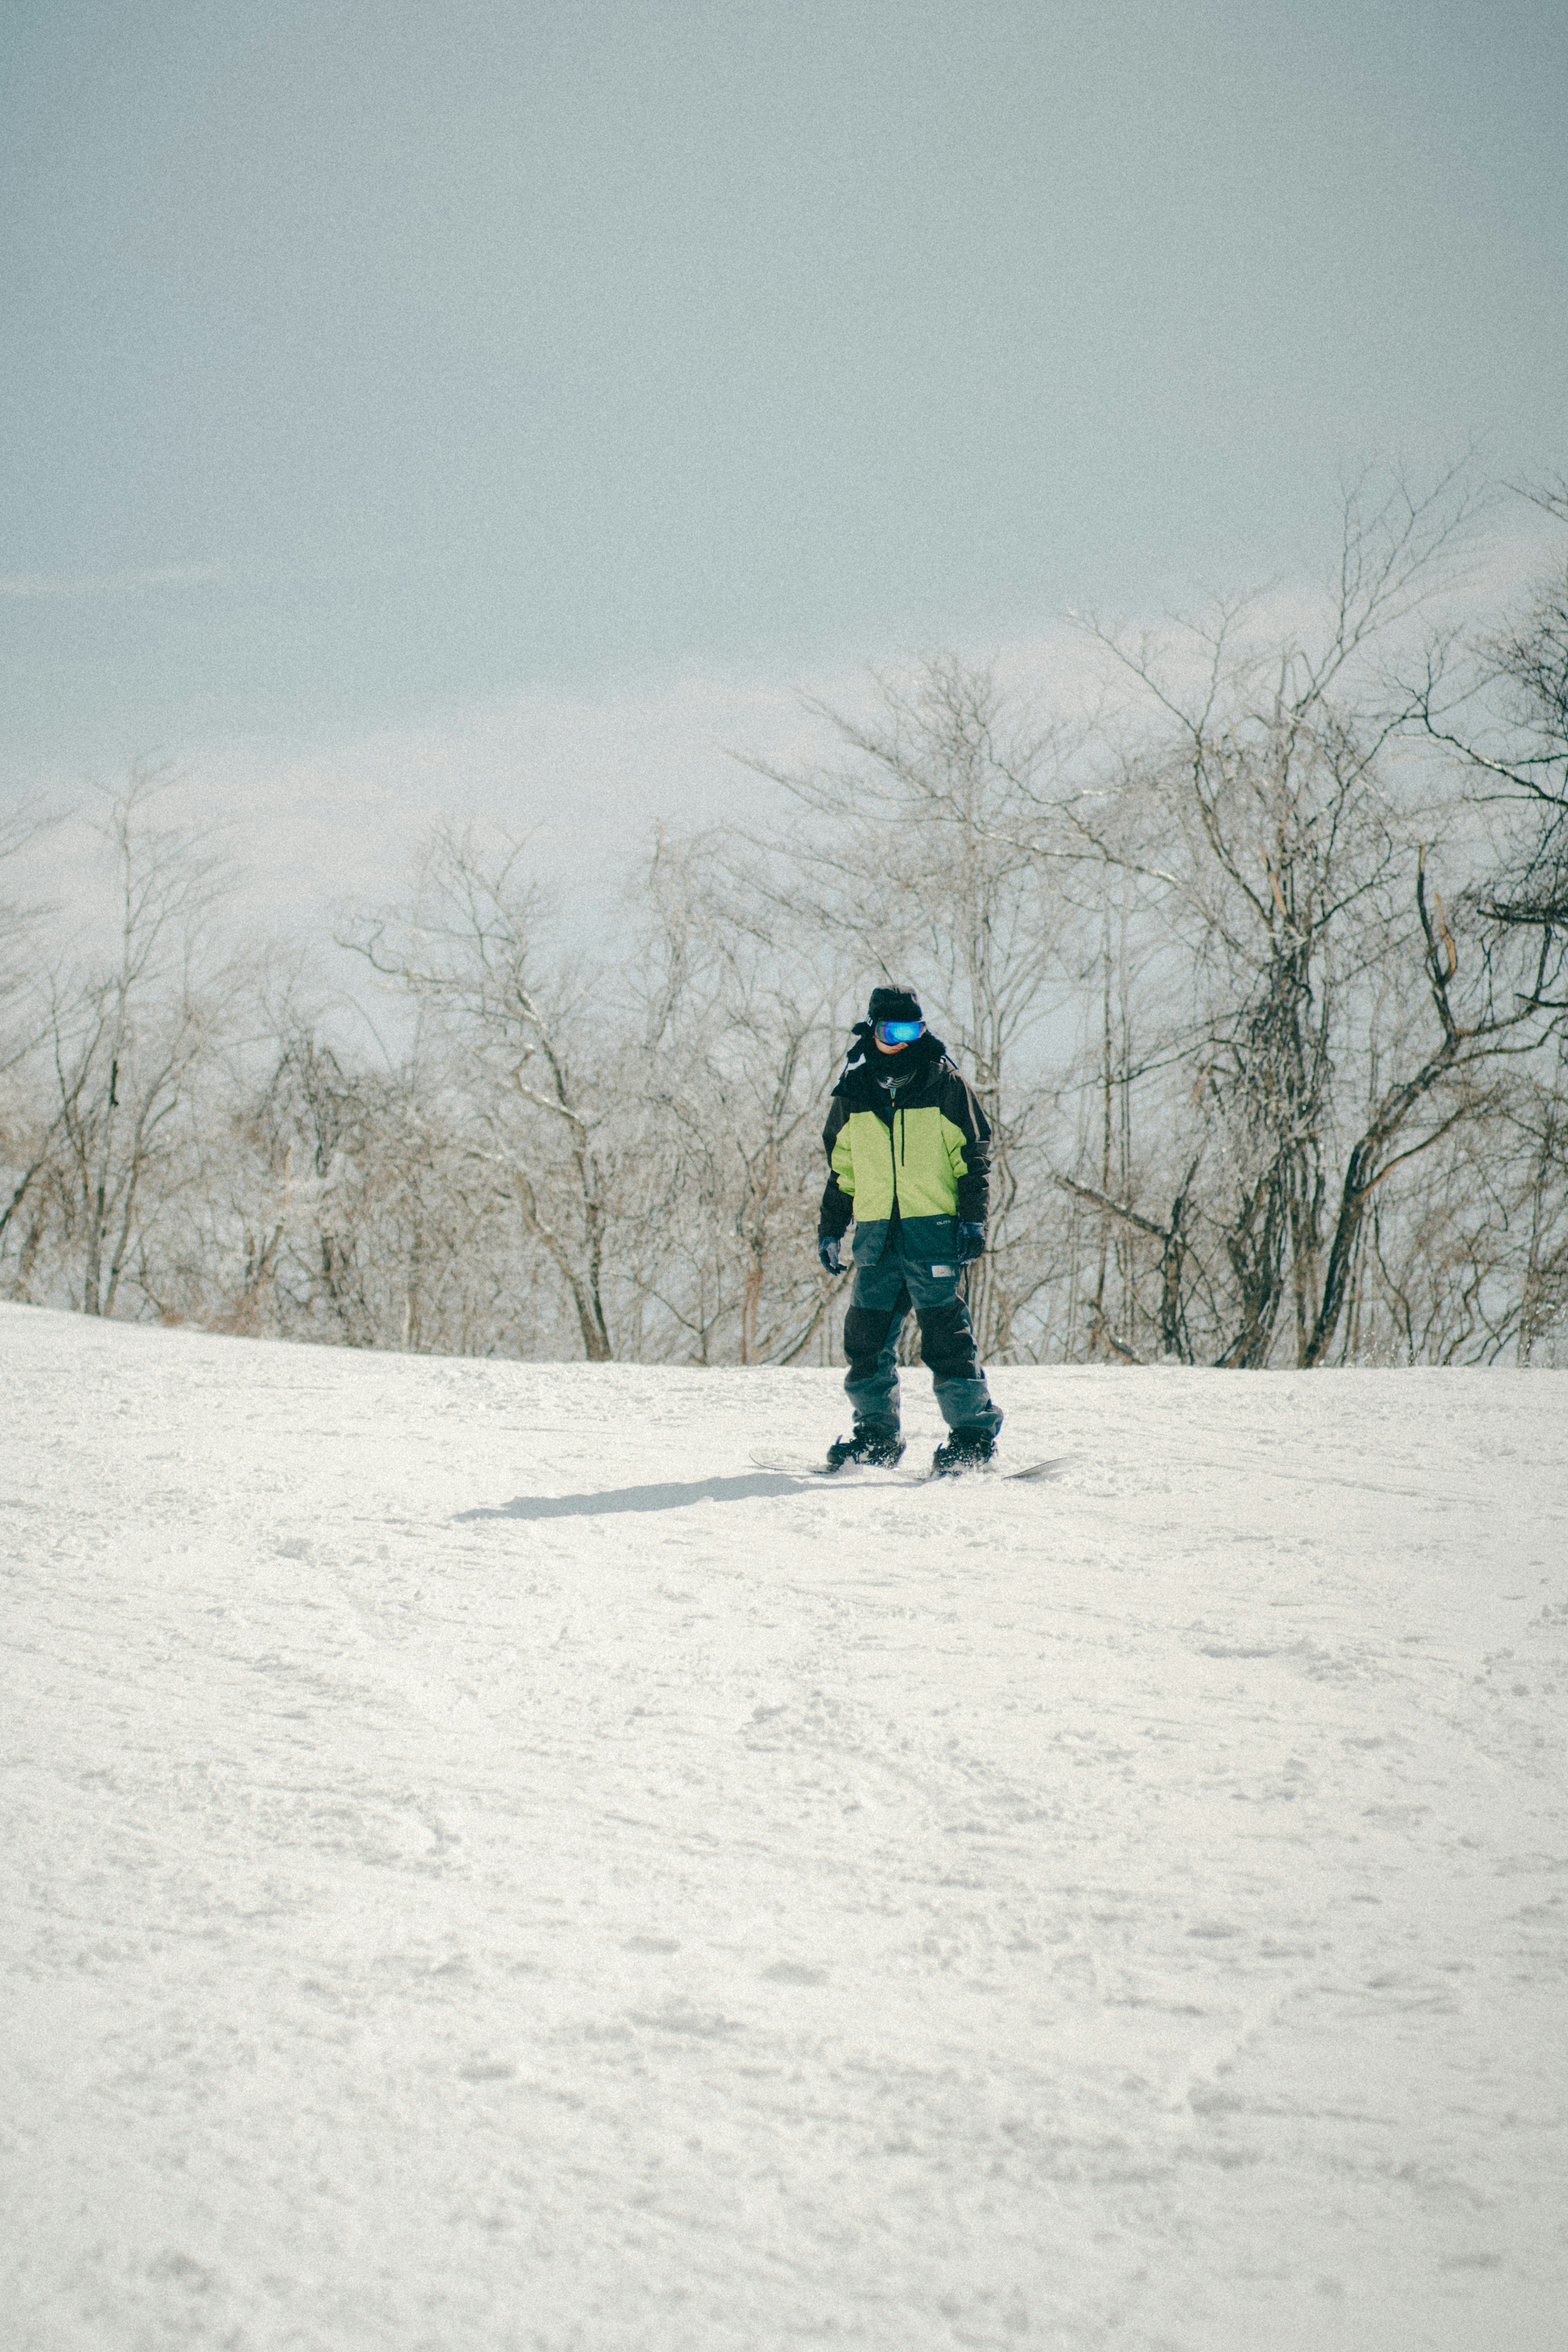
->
xmin=630 ymin=2006 xmax=738 ymax=2038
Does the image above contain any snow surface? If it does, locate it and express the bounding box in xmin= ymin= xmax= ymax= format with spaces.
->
xmin=3 ymin=1304 xmax=1566 ymax=2352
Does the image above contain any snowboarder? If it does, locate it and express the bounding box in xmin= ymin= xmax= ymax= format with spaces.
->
xmin=817 ymin=984 xmax=1004 ymax=1476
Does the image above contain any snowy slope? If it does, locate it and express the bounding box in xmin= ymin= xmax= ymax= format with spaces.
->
xmin=2 ymin=1305 xmax=1566 ymax=2352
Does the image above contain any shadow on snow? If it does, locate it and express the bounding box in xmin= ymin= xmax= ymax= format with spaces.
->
xmin=458 ymin=1471 xmax=809 ymax=1522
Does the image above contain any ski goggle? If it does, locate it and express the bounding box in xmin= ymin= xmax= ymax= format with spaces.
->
xmin=874 ymin=1019 xmax=924 ymax=1044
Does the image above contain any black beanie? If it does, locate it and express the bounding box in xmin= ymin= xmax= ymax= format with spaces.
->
xmin=868 ymin=983 xmax=922 ymax=1025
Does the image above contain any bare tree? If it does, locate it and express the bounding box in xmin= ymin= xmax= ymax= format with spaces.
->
xmin=635 ymin=832 xmax=847 ymax=1365
xmin=352 ymin=826 xmax=621 ymax=1360
xmin=1514 ymin=1046 xmax=1568 ymax=1363
xmin=1303 ymin=847 xmax=1561 ymax=1362
xmin=209 ymin=1017 xmax=523 ymax=1352
xmin=22 ymin=776 xmax=232 ymax=1317
xmin=1409 ymin=479 xmax=1568 ymax=941
xmin=1051 ymin=470 xmax=1521 ymax=1367
xmin=0 ymin=794 xmax=70 ymax=1279
xmin=732 ymin=655 xmax=1083 ymax=1358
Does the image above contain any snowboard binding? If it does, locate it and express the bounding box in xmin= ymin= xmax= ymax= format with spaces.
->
xmin=824 ymin=1425 xmax=906 ymax=1472
xmin=931 ymin=1425 xmax=999 ymax=1476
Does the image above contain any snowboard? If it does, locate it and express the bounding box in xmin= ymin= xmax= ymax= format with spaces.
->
xmin=749 ymin=1449 xmax=1072 ymax=1485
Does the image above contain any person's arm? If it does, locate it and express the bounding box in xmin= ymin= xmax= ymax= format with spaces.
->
xmin=944 ymin=1073 xmax=991 ymax=1224
xmin=820 ymin=1099 xmax=854 ymax=1238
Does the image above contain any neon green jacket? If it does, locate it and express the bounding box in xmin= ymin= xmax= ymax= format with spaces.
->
xmin=820 ymin=1028 xmax=991 ymax=1265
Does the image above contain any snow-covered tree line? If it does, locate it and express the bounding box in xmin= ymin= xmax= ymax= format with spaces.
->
xmin=4 ymin=477 xmax=1567 ymax=1366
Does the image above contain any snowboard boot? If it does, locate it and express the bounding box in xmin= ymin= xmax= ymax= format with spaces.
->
xmin=932 ymin=1423 xmax=999 ymax=1477
xmin=825 ymin=1423 xmax=905 ymax=1472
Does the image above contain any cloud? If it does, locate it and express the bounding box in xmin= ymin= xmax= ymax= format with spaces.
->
xmin=9 ymin=519 xmax=1550 ymax=968
xmin=0 ymin=564 xmax=223 ymax=598
xmin=18 ymin=623 xmax=1107 ymax=958
xmin=0 ymin=620 xmax=1147 ymax=953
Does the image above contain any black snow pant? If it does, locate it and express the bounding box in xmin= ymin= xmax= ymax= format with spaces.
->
xmin=842 ymin=1235 xmax=1001 ymax=1434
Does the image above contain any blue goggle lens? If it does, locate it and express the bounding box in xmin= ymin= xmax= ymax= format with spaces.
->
xmin=875 ymin=1020 xmax=924 ymax=1043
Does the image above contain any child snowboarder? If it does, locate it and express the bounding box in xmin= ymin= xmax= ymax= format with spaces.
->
xmin=817 ymin=984 xmax=1003 ymax=1475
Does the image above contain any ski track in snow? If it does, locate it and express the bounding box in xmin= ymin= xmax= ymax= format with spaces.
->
xmin=2 ymin=1303 xmax=1565 ymax=2352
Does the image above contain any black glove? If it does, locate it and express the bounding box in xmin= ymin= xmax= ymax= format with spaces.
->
xmin=956 ymin=1221 xmax=986 ymax=1264
xmin=818 ymin=1234 xmax=846 ymax=1276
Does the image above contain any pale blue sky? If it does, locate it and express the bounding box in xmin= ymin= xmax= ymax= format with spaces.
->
xmin=2 ymin=0 xmax=1566 ymax=774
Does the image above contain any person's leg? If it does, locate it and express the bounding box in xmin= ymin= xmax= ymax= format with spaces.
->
xmin=842 ymin=1256 xmax=912 ymax=1430
xmin=906 ymin=1266 xmax=1003 ymax=1435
